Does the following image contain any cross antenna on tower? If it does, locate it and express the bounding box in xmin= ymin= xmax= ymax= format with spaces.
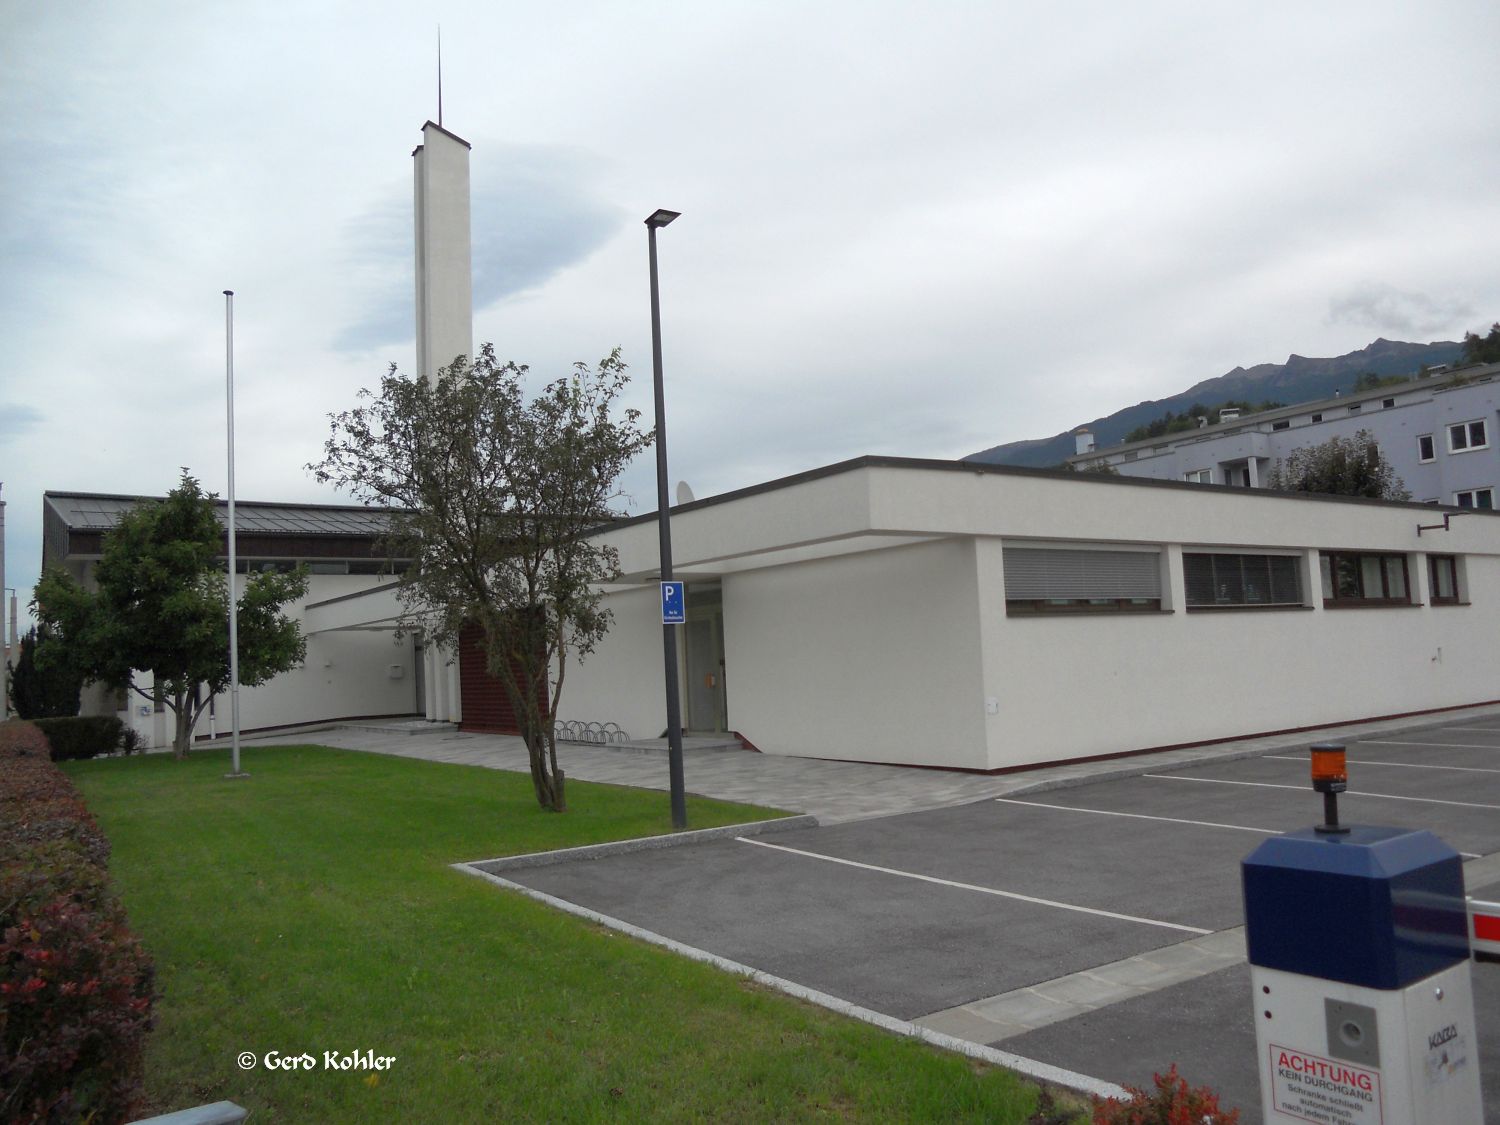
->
xmin=437 ymin=25 xmax=443 ymax=127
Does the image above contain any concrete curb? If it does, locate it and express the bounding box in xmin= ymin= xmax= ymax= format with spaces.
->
xmin=453 ymin=862 xmax=1130 ymax=1103
xmin=466 ymin=814 xmax=819 ymax=873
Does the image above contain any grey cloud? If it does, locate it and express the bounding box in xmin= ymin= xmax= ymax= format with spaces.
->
xmin=0 ymin=404 xmax=44 ymax=439
xmin=333 ymin=144 xmax=624 ymax=355
xmin=1327 ymin=284 xmax=1474 ymax=338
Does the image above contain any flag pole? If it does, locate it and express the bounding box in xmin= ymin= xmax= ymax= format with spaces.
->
xmin=224 ymin=290 xmax=247 ymax=778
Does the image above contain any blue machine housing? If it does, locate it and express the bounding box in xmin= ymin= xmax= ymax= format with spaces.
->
xmin=1242 ymin=826 xmax=1469 ymax=989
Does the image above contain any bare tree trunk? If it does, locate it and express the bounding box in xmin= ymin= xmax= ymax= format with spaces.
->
xmin=524 ymin=722 xmax=563 ymax=811
xmin=545 ymin=723 xmax=565 ymax=811
xmin=171 ymin=690 xmax=192 ymax=759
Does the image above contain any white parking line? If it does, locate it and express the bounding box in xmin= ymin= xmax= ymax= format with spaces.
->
xmin=994 ymin=797 xmax=1281 ymax=834
xmin=1265 ymin=754 xmax=1500 ymax=775
xmin=1438 ymin=727 xmax=1500 ymax=734
xmin=1145 ymin=774 xmax=1500 ymax=811
xmin=1359 ymin=740 xmax=1500 ymax=751
xmin=735 ymin=836 xmax=1211 ymax=935
xmin=455 ymin=862 xmax=1130 ymax=1101
xmin=999 ymin=795 xmax=1481 ymax=858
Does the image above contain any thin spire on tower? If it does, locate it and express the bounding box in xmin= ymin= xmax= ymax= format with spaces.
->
xmin=437 ymin=25 xmax=444 ymax=127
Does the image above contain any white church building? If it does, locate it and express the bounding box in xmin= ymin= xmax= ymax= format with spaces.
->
xmin=302 ymin=115 xmax=1500 ymax=772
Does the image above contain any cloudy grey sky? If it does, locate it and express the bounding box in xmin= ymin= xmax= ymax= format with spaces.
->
xmin=3 ymin=0 xmax=1498 ymax=624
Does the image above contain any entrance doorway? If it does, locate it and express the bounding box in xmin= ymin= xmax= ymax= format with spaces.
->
xmin=683 ymin=584 xmax=727 ymax=732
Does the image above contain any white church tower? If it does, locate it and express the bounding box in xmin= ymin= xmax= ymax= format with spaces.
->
xmin=413 ymin=119 xmax=474 ymax=721
xmin=412 ymin=121 xmax=474 ymax=381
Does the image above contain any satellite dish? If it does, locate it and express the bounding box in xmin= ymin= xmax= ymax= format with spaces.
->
xmin=676 ymin=481 xmax=695 ymax=505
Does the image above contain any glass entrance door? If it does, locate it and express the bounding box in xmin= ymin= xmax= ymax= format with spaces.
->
xmin=683 ymin=586 xmax=726 ymax=732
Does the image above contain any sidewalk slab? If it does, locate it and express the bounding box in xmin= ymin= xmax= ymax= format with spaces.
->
xmin=232 ymin=702 xmax=1500 ymax=825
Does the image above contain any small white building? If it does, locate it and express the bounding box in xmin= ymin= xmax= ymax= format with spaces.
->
xmin=557 ymin=456 xmax=1500 ymax=771
xmin=43 ymin=492 xmax=421 ymax=747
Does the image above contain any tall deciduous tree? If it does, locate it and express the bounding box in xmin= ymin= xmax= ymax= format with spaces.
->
xmin=1265 ymin=430 xmax=1411 ymax=501
xmin=34 ymin=471 xmax=308 ymax=758
xmin=310 ymin=346 xmax=653 ymax=812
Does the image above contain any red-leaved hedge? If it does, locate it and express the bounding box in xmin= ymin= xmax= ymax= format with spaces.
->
xmin=0 ymin=720 xmax=156 ymax=1124
xmin=1093 ymin=1064 xmax=1240 ymax=1123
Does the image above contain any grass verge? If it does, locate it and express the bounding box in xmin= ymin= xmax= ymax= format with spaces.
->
xmin=64 ymin=744 xmax=1051 ymax=1123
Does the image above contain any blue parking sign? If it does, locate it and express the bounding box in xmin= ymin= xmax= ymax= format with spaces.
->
xmin=660 ymin=581 xmax=686 ymax=624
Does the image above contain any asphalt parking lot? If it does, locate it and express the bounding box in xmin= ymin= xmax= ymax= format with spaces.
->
xmin=471 ymin=715 xmax=1500 ymax=1117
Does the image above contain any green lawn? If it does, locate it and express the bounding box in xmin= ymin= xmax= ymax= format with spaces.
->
xmin=64 ymin=745 xmax=1055 ymax=1123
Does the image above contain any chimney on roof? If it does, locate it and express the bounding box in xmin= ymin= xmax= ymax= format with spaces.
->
xmin=1074 ymin=427 xmax=1095 ymax=455
xmin=1196 ymin=416 xmax=1208 ymax=428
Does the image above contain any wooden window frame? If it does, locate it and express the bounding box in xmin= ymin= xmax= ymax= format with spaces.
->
xmin=1428 ymin=555 xmax=1460 ymax=605
xmin=1319 ymin=551 xmax=1412 ymax=608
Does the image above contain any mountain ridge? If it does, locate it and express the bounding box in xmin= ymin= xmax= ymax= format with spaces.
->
xmin=967 ymin=337 xmax=1464 ymax=469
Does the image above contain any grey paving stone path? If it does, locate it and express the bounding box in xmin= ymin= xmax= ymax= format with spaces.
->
xmin=232 ymin=702 xmax=1500 ymax=825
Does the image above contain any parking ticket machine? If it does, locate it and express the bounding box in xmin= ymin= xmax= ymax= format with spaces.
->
xmin=1241 ymin=744 xmax=1484 ymax=1123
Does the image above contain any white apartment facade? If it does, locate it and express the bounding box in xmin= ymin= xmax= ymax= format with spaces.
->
xmin=1068 ymin=362 xmax=1500 ymax=510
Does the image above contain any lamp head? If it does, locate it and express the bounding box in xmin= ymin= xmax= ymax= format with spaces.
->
xmin=1310 ymin=743 xmax=1347 ymax=794
xmin=645 ymin=209 xmax=681 ymax=229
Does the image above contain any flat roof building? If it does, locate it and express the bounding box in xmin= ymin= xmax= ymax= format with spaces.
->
xmin=547 ymin=457 xmax=1500 ymax=771
xmin=43 ymin=491 xmax=420 ymax=746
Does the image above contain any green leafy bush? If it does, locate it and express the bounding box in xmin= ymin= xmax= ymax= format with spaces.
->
xmin=6 ymin=627 xmax=83 ymax=719
xmin=1092 ymin=1065 xmax=1239 ymax=1123
xmin=0 ymin=721 xmax=155 ymax=1124
xmin=31 ymin=716 xmax=126 ymax=762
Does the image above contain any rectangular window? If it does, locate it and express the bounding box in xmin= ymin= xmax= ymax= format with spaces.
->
xmin=1382 ymin=398 xmax=1396 ymax=409
xmin=1428 ymin=555 xmax=1459 ymax=604
xmin=1184 ymin=553 xmax=1303 ymax=609
xmin=1417 ymin=434 xmax=1435 ymax=462
xmin=1318 ymin=551 xmax=1411 ymax=607
xmin=1183 ymin=469 xmax=1212 ymax=484
xmin=1448 ymin=419 xmax=1489 ymax=453
xmin=1454 ymin=488 xmax=1494 ymax=509
xmin=1347 ymin=403 xmax=1361 ymax=414
xmin=1004 ymin=547 xmax=1162 ymax=614
xmin=306 ymin=560 xmax=351 ymax=575
xmin=1310 ymin=413 xmax=1323 ymax=423
xmin=1272 ymin=420 xmax=1290 ymax=431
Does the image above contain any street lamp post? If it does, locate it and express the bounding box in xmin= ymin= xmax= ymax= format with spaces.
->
xmin=646 ymin=208 xmax=687 ymax=830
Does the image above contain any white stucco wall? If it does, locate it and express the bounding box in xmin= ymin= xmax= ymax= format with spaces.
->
xmin=723 ymin=537 xmax=988 ymax=767
xmin=119 ymin=572 xmax=419 ymax=749
xmin=554 ymin=584 xmax=668 ymax=742
xmin=979 ymin=541 xmax=1500 ymax=768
